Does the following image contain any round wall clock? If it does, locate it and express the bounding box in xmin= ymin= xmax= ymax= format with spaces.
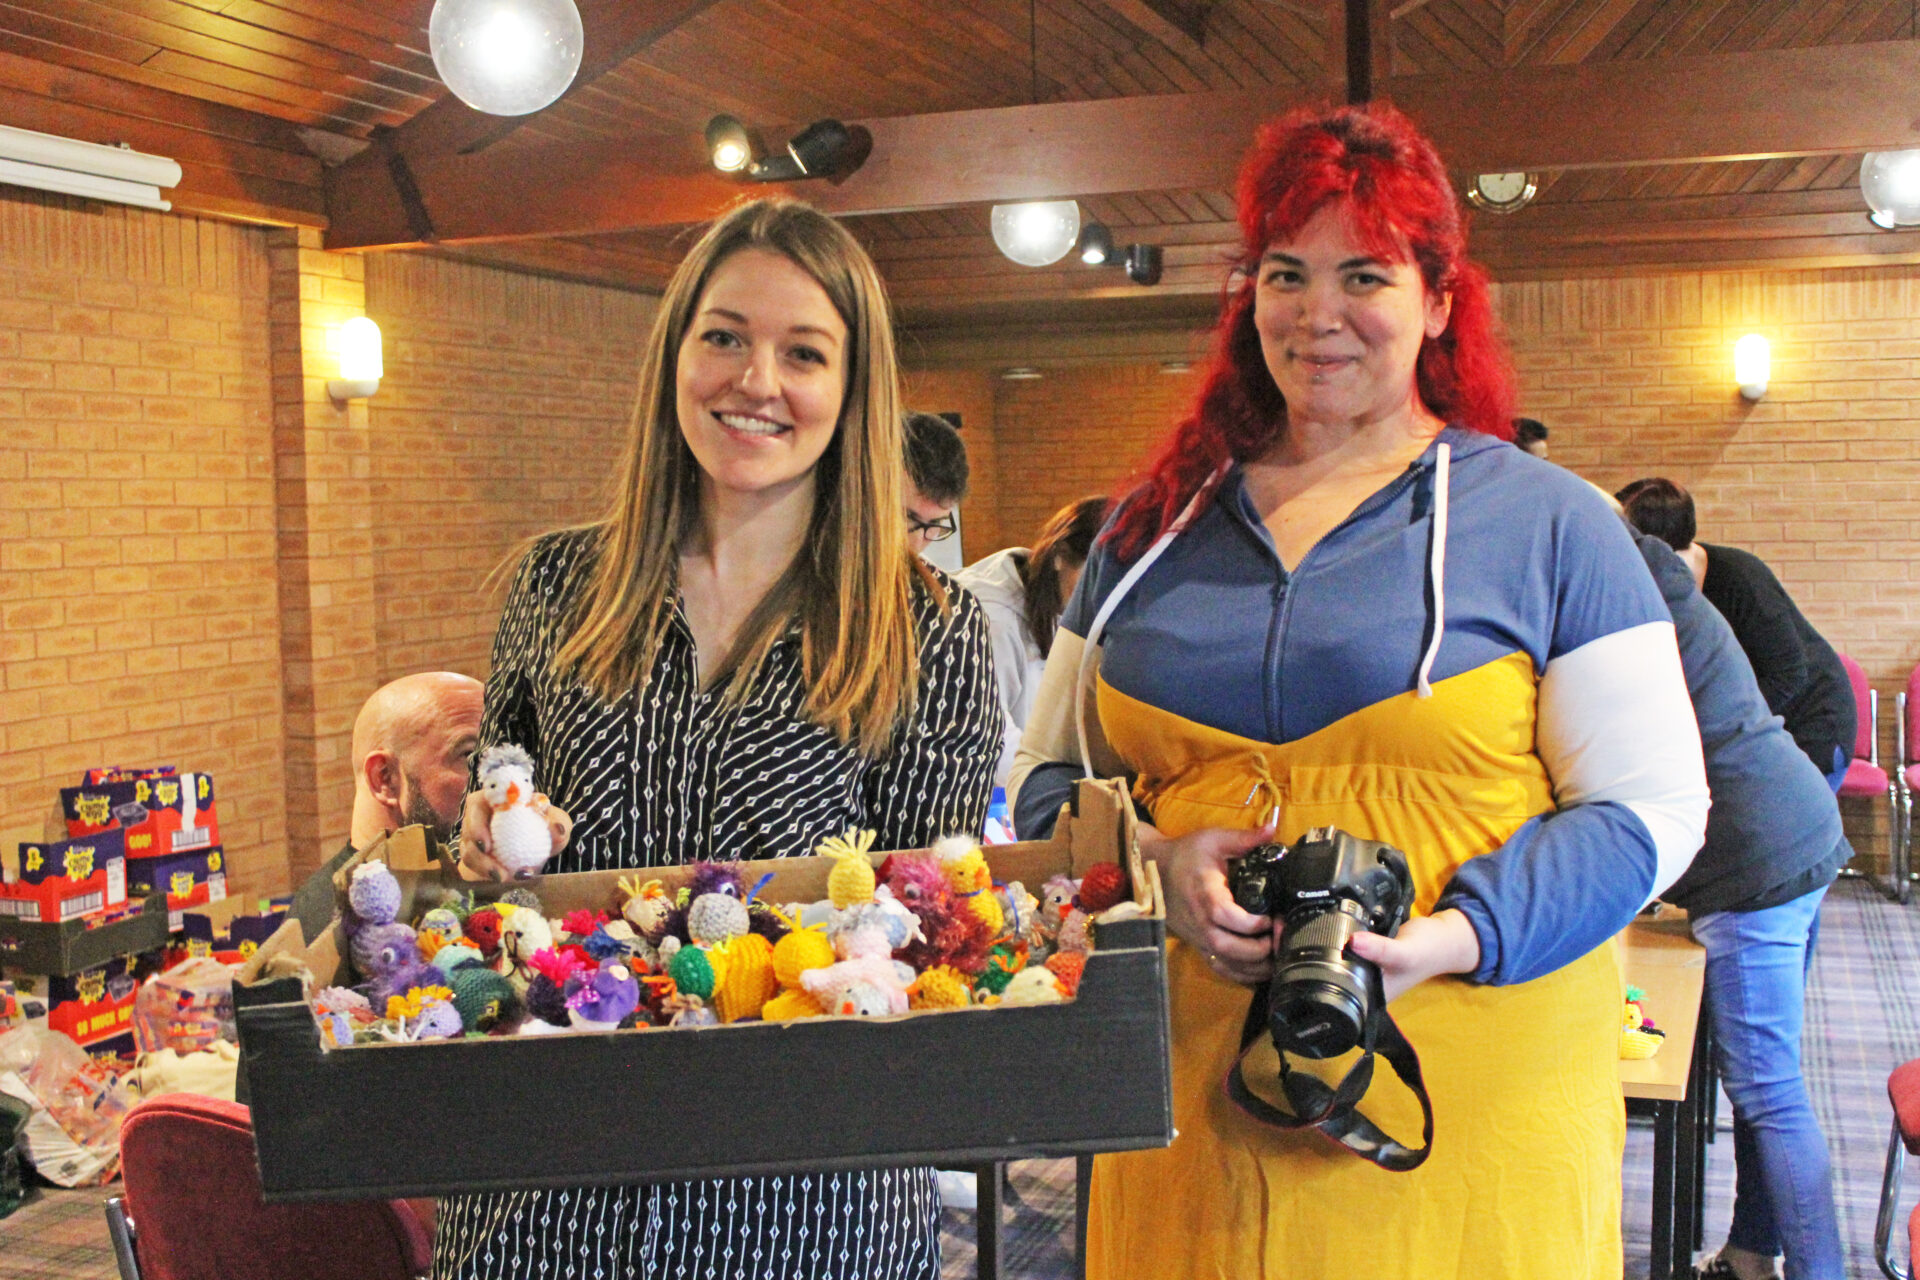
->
xmin=1466 ymin=171 xmax=1538 ymax=214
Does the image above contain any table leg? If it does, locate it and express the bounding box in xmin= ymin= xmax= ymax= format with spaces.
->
xmin=1675 ymin=1067 xmax=1700 ymax=1276
xmin=1692 ymin=1012 xmax=1714 ymax=1253
xmin=976 ymin=1161 xmax=1000 ymax=1280
xmin=1075 ymin=1154 xmax=1093 ymax=1280
xmin=1650 ymin=1099 xmax=1678 ymax=1280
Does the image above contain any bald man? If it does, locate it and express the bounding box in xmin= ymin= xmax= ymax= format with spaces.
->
xmin=347 ymin=671 xmax=484 ymax=849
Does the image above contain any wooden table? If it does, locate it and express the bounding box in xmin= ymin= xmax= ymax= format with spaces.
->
xmin=1619 ymin=908 xmax=1713 ymax=1280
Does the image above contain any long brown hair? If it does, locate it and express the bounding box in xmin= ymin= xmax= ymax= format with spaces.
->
xmin=1021 ymin=495 xmax=1108 ymax=655
xmin=554 ymin=198 xmax=930 ymax=756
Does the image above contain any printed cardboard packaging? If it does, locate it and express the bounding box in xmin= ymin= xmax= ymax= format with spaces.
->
xmin=1 ymin=828 xmax=128 ymax=924
xmin=236 ymin=778 xmax=1173 ymax=1201
xmin=127 ymin=848 xmax=228 ymax=931
xmin=62 ymin=770 xmax=220 ymax=860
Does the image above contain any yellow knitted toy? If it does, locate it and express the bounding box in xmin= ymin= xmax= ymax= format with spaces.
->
xmin=762 ymin=921 xmax=835 ymax=1020
xmin=934 ymin=835 xmax=1004 ymax=937
xmin=821 ymin=829 xmax=878 ymax=909
xmin=908 ymin=965 xmax=970 ymax=1010
xmin=710 ymin=933 xmax=778 ymax=1023
xmin=1619 ymin=985 xmax=1666 ymax=1059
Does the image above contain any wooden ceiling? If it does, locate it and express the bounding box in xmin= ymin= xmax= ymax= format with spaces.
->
xmin=4 ymin=0 xmax=1920 ymax=329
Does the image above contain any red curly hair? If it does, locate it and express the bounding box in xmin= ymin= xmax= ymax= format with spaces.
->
xmin=1108 ymin=102 xmax=1517 ymax=558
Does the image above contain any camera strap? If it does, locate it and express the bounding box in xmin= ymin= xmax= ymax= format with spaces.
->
xmin=1224 ymin=971 xmax=1434 ymax=1172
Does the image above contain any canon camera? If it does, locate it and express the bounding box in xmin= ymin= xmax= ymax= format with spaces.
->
xmin=1226 ymin=827 xmax=1414 ymax=1060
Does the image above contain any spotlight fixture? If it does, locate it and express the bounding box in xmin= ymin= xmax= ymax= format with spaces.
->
xmin=705 ymin=115 xmax=752 ymax=173
xmin=1077 ymin=222 xmax=1114 ymax=266
xmin=990 ymin=201 xmax=1081 ymax=267
xmin=428 ymin=0 xmax=583 ymax=117
xmin=1124 ymin=244 xmax=1164 ymax=287
xmin=1861 ymin=150 xmax=1920 ymax=229
xmin=705 ymin=115 xmax=863 ymax=183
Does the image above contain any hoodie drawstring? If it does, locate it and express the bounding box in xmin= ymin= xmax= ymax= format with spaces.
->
xmin=1415 ymin=442 xmax=1451 ymax=699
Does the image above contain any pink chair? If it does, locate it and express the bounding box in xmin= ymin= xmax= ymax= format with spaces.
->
xmin=1875 ymin=1057 xmax=1920 ymax=1278
xmin=1838 ymin=653 xmax=1906 ymax=902
xmin=1895 ymin=664 xmax=1920 ymax=905
xmin=104 ymin=1095 xmax=432 ymax=1280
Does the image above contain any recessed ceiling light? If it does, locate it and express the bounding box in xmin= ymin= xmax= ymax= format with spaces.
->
xmin=1000 ymin=366 xmax=1044 ymax=380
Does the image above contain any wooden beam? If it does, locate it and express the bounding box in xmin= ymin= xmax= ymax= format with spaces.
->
xmin=325 ymin=38 xmax=1920 ymax=250
xmin=1330 ymin=0 xmax=1392 ymax=101
xmin=1097 ymin=0 xmax=1211 ymax=50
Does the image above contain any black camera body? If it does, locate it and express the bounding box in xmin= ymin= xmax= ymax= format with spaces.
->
xmin=1227 ymin=826 xmax=1414 ymax=1060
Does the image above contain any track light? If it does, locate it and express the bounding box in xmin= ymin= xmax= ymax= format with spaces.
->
xmin=1077 ymin=222 xmax=1114 ymax=266
xmin=705 ymin=115 xmax=864 ymax=182
xmin=1124 ymin=244 xmax=1163 ymax=286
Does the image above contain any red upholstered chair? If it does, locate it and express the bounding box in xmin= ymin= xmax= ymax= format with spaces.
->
xmin=103 ymin=1095 xmax=431 ymax=1280
xmin=1893 ymin=664 xmax=1920 ymax=905
xmin=1838 ymin=653 xmax=1905 ymax=902
xmin=1877 ymin=1058 xmax=1920 ymax=1279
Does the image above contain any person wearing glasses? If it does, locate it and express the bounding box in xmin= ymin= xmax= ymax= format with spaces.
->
xmin=904 ymin=410 xmax=968 ymax=555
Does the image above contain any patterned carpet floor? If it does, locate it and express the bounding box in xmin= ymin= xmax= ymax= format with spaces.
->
xmin=939 ymin=876 xmax=1920 ymax=1279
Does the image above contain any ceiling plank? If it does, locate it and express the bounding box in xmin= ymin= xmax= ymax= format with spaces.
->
xmin=325 ymin=38 xmax=1920 ymax=250
xmin=1095 ymin=0 xmax=1212 ymax=51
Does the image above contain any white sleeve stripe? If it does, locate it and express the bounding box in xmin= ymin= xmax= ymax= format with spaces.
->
xmin=1537 ymin=621 xmax=1709 ymax=904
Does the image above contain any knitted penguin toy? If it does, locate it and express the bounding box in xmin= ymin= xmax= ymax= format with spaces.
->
xmin=477 ymin=744 xmax=549 ymax=878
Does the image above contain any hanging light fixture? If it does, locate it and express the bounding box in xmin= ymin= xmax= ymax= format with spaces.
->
xmin=1862 ymin=150 xmax=1920 ymax=229
xmin=990 ymin=201 xmax=1081 ymax=267
xmin=429 ymin=0 xmax=584 ymax=117
xmin=1077 ymin=222 xmax=1114 ymax=266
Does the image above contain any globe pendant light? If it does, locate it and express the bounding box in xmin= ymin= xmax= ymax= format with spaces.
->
xmin=429 ymin=0 xmax=584 ymax=117
xmin=990 ymin=201 xmax=1082 ymax=267
xmin=1861 ymin=150 xmax=1920 ymax=229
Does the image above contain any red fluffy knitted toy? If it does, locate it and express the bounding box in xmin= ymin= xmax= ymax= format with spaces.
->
xmin=887 ymin=852 xmax=993 ymax=976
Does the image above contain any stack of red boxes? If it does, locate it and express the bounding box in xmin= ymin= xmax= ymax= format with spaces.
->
xmin=0 ymin=829 xmax=128 ymax=925
xmin=61 ymin=766 xmax=225 ymax=931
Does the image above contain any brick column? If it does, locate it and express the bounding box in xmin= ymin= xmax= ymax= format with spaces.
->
xmin=266 ymin=228 xmax=377 ymax=881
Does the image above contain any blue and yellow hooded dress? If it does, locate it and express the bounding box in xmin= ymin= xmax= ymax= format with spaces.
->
xmin=1012 ymin=427 xmax=1707 ymax=1280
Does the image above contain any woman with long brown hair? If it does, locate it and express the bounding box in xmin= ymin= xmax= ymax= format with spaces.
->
xmin=1012 ymin=104 xmax=1707 ymax=1278
xmin=444 ymin=197 xmax=1001 ymax=1280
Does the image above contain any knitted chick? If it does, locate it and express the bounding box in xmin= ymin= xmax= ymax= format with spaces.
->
xmin=709 ymin=932 xmax=778 ymax=1023
xmin=998 ymin=966 xmax=1066 ymax=1006
xmin=908 ymin=965 xmax=971 ymax=1011
xmin=462 ymin=906 xmax=504 ymax=960
xmin=1038 ymin=875 xmax=1078 ymax=945
xmin=764 ymin=924 xmax=834 ymax=1021
xmin=347 ymin=861 xmax=402 ymax=925
xmin=476 ymin=744 xmax=549 ymax=878
xmin=820 ymin=828 xmax=878 ymax=909
xmin=415 ymin=907 xmax=463 ymax=962
xmin=1044 ymin=950 xmax=1087 ymax=997
xmin=933 ymin=835 xmax=1004 ymax=938
xmin=887 ymin=852 xmax=994 ymax=976
xmin=565 ymin=962 xmax=640 ymax=1030
xmin=800 ymin=953 xmax=910 ymax=1016
xmin=617 ymin=876 xmax=675 ymax=945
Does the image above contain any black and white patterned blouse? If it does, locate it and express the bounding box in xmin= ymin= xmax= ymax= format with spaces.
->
xmin=434 ymin=528 xmax=1002 ymax=1280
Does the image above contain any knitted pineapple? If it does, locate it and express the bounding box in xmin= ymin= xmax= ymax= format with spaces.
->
xmin=821 ymin=829 xmax=879 ymax=909
xmin=711 ymin=932 xmax=778 ymax=1023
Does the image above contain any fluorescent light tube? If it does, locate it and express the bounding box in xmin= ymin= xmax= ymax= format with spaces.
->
xmin=0 ymin=124 xmax=179 ymax=211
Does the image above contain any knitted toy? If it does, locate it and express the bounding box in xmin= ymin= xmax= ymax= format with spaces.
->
xmin=666 ymin=944 xmax=717 ymax=1002
xmin=908 ymin=965 xmax=971 ymax=1011
xmin=449 ymin=964 xmax=521 ymax=1034
xmin=800 ymin=950 xmax=911 ymax=1016
xmin=582 ymin=921 xmax=642 ymax=965
xmin=887 ymin=852 xmax=994 ymax=976
xmin=1620 ymin=985 xmax=1666 ymax=1059
xmin=973 ymin=941 xmax=1028 ymax=999
xmin=1044 ymin=950 xmax=1087 ymax=998
xmin=462 ymin=906 xmax=504 ymax=961
xmin=763 ymin=922 xmax=834 ymax=1021
xmin=998 ymin=880 xmax=1046 ymax=953
xmin=430 ymin=943 xmax=483 ymax=978
xmin=347 ymin=861 xmax=402 ymax=925
xmin=687 ymin=890 xmax=750 ymax=948
xmin=386 ymin=985 xmax=461 ymax=1040
xmin=566 ymin=963 xmax=640 ymax=1031
xmin=1037 ymin=875 xmax=1078 ymax=945
xmin=498 ymin=904 xmax=554 ymax=988
xmin=821 ymin=829 xmax=878 ymax=909
xmin=477 ymin=744 xmax=550 ymax=878
xmin=1077 ymin=861 xmax=1128 ymax=914
xmin=617 ymin=876 xmax=675 ymax=946
xmin=416 ymin=907 xmax=463 ymax=961
xmin=998 ymin=967 xmax=1065 ymax=1006
xmin=933 ymin=835 xmax=1005 ymax=938
xmin=1056 ymin=908 xmax=1092 ymax=956
xmin=710 ymin=932 xmax=778 ymax=1023
xmin=314 ymin=986 xmax=372 ymax=1048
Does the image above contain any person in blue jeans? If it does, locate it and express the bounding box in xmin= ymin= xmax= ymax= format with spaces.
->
xmin=1631 ymin=528 xmax=1848 ymax=1280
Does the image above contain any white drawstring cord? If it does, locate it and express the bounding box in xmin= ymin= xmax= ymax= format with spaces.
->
xmin=1076 ymin=468 xmax=1228 ymax=778
xmin=1415 ymin=441 xmax=1451 ymax=699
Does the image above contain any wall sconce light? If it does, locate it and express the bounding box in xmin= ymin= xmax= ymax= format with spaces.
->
xmin=704 ymin=115 xmax=866 ymax=182
xmin=991 ymin=201 xmax=1081 ymax=267
xmin=328 ymin=317 xmax=383 ymax=403
xmin=1862 ymin=150 xmax=1920 ymax=229
xmin=1734 ymin=333 xmax=1769 ymax=401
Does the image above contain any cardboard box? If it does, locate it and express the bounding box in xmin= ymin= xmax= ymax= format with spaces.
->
xmin=1 ymin=828 xmax=127 ymax=924
xmin=236 ymin=778 xmax=1172 ymax=1202
xmin=170 ymin=895 xmax=290 ymax=968
xmin=45 ymin=956 xmax=140 ymax=1058
xmin=62 ymin=770 xmax=220 ymax=859
xmin=0 ymin=892 xmax=168 ymax=977
xmin=127 ymin=847 xmax=228 ymax=930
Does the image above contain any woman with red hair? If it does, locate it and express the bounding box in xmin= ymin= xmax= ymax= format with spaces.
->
xmin=1010 ymin=104 xmax=1708 ymax=1278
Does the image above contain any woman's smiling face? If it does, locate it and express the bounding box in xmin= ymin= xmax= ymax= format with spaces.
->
xmin=1253 ymin=203 xmax=1451 ymax=431
xmin=675 ymin=247 xmax=849 ymax=501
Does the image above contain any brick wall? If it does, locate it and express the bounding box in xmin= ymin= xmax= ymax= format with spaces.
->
xmin=0 ymin=191 xmax=287 ymax=900
xmin=365 ymin=255 xmax=654 ymax=684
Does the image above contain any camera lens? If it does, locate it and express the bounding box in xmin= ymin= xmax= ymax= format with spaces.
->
xmin=1269 ymin=904 xmax=1373 ymax=1059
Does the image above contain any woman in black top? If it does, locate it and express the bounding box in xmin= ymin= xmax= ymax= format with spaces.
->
xmin=440 ymin=199 xmax=1002 ymax=1280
